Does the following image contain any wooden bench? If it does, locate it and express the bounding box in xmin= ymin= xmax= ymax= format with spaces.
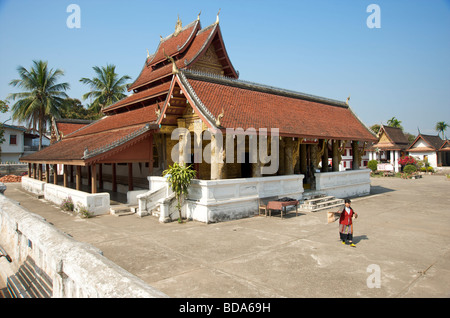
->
xmin=258 ymin=196 xmax=279 ymax=217
xmin=267 ymin=199 xmax=299 ymax=219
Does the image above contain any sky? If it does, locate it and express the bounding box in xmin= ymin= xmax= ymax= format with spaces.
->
xmin=0 ymin=0 xmax=449 ymax=137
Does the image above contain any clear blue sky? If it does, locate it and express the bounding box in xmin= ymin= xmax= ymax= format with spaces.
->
xmin=1 ymin=0 xmax=449 ymax=136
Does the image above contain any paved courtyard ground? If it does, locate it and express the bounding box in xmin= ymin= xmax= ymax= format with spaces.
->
xmin=2 ymin=175 xmax=450 ymax=298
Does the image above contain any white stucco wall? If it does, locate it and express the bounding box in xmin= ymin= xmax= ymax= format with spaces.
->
xmin=0 ymin=194 xmax=167 ymax=298
xmin=315 ymin=169 xmax=371 ymax=198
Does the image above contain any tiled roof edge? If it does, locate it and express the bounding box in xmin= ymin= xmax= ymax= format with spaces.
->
xmin=181 ymin=69 xmax=349 ymax=108
xmin=176 ymin=72 xmax=217 ymax=128
xmin=81 ymin=123 xmax=157 ymax=160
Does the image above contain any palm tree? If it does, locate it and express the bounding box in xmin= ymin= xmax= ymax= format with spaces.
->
xmin=8 ymin=60 xmax=69 ymax=150
xmin=435 ymin=121 xmax=448 ymax=139
xmin=387 ymin=117 xmax=403 ymax=129
xmin=80 ymin=64 xmax=131 ymax=114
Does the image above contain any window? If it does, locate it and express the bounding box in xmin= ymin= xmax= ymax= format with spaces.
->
xmin=10 ymin=135 xmax=17 ymax=145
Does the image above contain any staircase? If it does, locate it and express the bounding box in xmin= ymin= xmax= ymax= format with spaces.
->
xmin=0 ymin=256 xmax=52 ymax=298
xmin=299 ymin=194 xmax=344 ymax=212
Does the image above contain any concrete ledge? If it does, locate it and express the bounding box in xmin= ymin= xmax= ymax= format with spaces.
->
xmin=21 ymin=176 xmax=45 ymax=196
xmin=315 ymin=169 xmax=371 ymax=198
xmin=21 ymin=176 xmax=110 ymax=216
xmin=0 ymin=194 xmax=168 ymax=298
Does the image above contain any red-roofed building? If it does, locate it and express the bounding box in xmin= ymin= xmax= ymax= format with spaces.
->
xmin=407 ymin=134 xmax=449 ymax=168
xmin=20 ymin=14 xmax=377 ymax=222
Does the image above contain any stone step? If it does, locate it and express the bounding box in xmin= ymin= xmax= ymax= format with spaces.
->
xmin=110 ymin=205 xmax=137 ymax=216
xmin=300 ymin=202 xmax=345 ymax=212
xmin=6 ymin=257 xmax=52 ymax=298
xmin=299 ymin=195 xmax=345 ymax=212
xmin=301 ymin=198 xmax=344 ymax=208
xmin=0 ymin=287 xmax=12 ymax=298
xmin=302 ymin=195 xmax=336 ymax=205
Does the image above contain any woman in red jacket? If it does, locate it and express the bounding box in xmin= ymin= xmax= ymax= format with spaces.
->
xmin=339 ymin=199 xmax=358 ymax=247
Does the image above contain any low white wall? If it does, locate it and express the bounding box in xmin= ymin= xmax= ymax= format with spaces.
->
xmin=187 ymin=175 xmax=305 ymax=223
xmin=21 ymin=176 xmax=110 ymax=216
xmin=21 ymin=176 xmax=45 ymax=196
xmin=0 ymin=194 xmax=167 ymax=298
xmin=44 ymin=183 xmax=110 ymax=216
xmin=315 ymin=169 xmax=371 ymax=198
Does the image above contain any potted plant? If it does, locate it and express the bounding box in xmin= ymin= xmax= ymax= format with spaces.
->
xmin=162 ymin=162 xmax=197 ymax=223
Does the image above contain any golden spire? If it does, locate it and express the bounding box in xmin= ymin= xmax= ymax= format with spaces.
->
xmin=345 ymin=95 xmax=351 ymax=105
xmin=174 ymin=14 xmax=182 ymax=36
xmin=215 ymin=8 xmax=221 ymax=25
xmin=197 ymin=11 xmax=201 ymax=21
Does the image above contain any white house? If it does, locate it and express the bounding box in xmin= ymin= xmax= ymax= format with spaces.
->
xmin=407 ymin=134 xmax=447 ymax=168
xmin=1 ymin=124 xmax=50 ymax=163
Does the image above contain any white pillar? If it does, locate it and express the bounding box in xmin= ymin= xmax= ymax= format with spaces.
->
xmin=394 ymin=150 xmax=399 ymax=173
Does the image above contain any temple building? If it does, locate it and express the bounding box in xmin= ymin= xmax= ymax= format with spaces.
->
xmin=20 ymin=13 xmax=377 ymax=222
xmin=407 ymin=134 xmax=450 ymax=168
xmin=367 ymin=125 xmax=410 ymax=173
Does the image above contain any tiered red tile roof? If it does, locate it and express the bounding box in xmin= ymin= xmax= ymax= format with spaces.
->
xmin=21 ymin=15 xmax=376 ymax=166
xmin=170 ymin=70 xmax=377 ymax=141
xmin=22 ymin=106 xmax=159 ymax=164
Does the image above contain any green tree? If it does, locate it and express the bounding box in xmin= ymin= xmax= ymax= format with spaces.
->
xmin=435 ymin=121 xmax=448 ymax=139
xmin=7 ymin=60 xmax=69 ymax=150
xmin=370 ymin=124 xmax=381 ymax=135
xmin=387 ymin=117 xmax=403 ymax=130
xmin=162 ymin=162 xmax=197 ymax=223
xmin=80 ymin=64 xmax=131 ymax=114
xmin=0 ymin=100 xmax=10 ymax=162
xmin=60 ymin=98 xmax=102 ymax=120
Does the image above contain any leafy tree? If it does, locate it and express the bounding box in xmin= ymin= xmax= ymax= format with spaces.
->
xmin=162 ymin=162 xmax=197 ymax=223
xmin=0 ymin=100 xmax=10 ymax=161
xmin=435 ymin=121 xmax=448 ymax=139
xmin=7 ymin=60 xmax=69 ymax=150
xmin=370 ymin=124 xmax=381 ymax=135
xmin=60 ymin=98 xmax=102 ymax=120
xmin=387 ymin=117 xmax=403 ymax=130
xmin=80 ymin=64 xmax=131 ymax=114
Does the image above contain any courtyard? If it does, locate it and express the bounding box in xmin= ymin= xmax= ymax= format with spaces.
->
xmin=2 ymin=175 xmax=450 ymax=298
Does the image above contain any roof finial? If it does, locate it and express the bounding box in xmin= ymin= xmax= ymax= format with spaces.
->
xmin=163 ymin=48 xmax=179 ymax=74
xmin=174 ymin=14 xmax=182 ymax=36
xmin=215 ymin=107 xmax=224 ymax=127
xmin=345 ymin=95 xmax=350 ymax=105
xmin=197 ymin=11 xmax=201 ymax=21
xmin=146 ymin=48 xmax=150 ymax=58
xmin=215 ymin=8 xmax=221 ymax=24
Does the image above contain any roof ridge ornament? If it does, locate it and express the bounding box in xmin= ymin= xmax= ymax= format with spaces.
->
xmin=163 ymin=48 xmax=179 ymax=74
xmin=215 ymin=107 xmax=224 ymax=127
xmin=197 ymin=11 xmax=201 ymax=21
xmin=174 ymin=14 xmax=182 ymax=36
xmin=345 ymin=95 xmax=350 ymax=105
xmin=215 ymin=8 xmax=221 ymax=25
